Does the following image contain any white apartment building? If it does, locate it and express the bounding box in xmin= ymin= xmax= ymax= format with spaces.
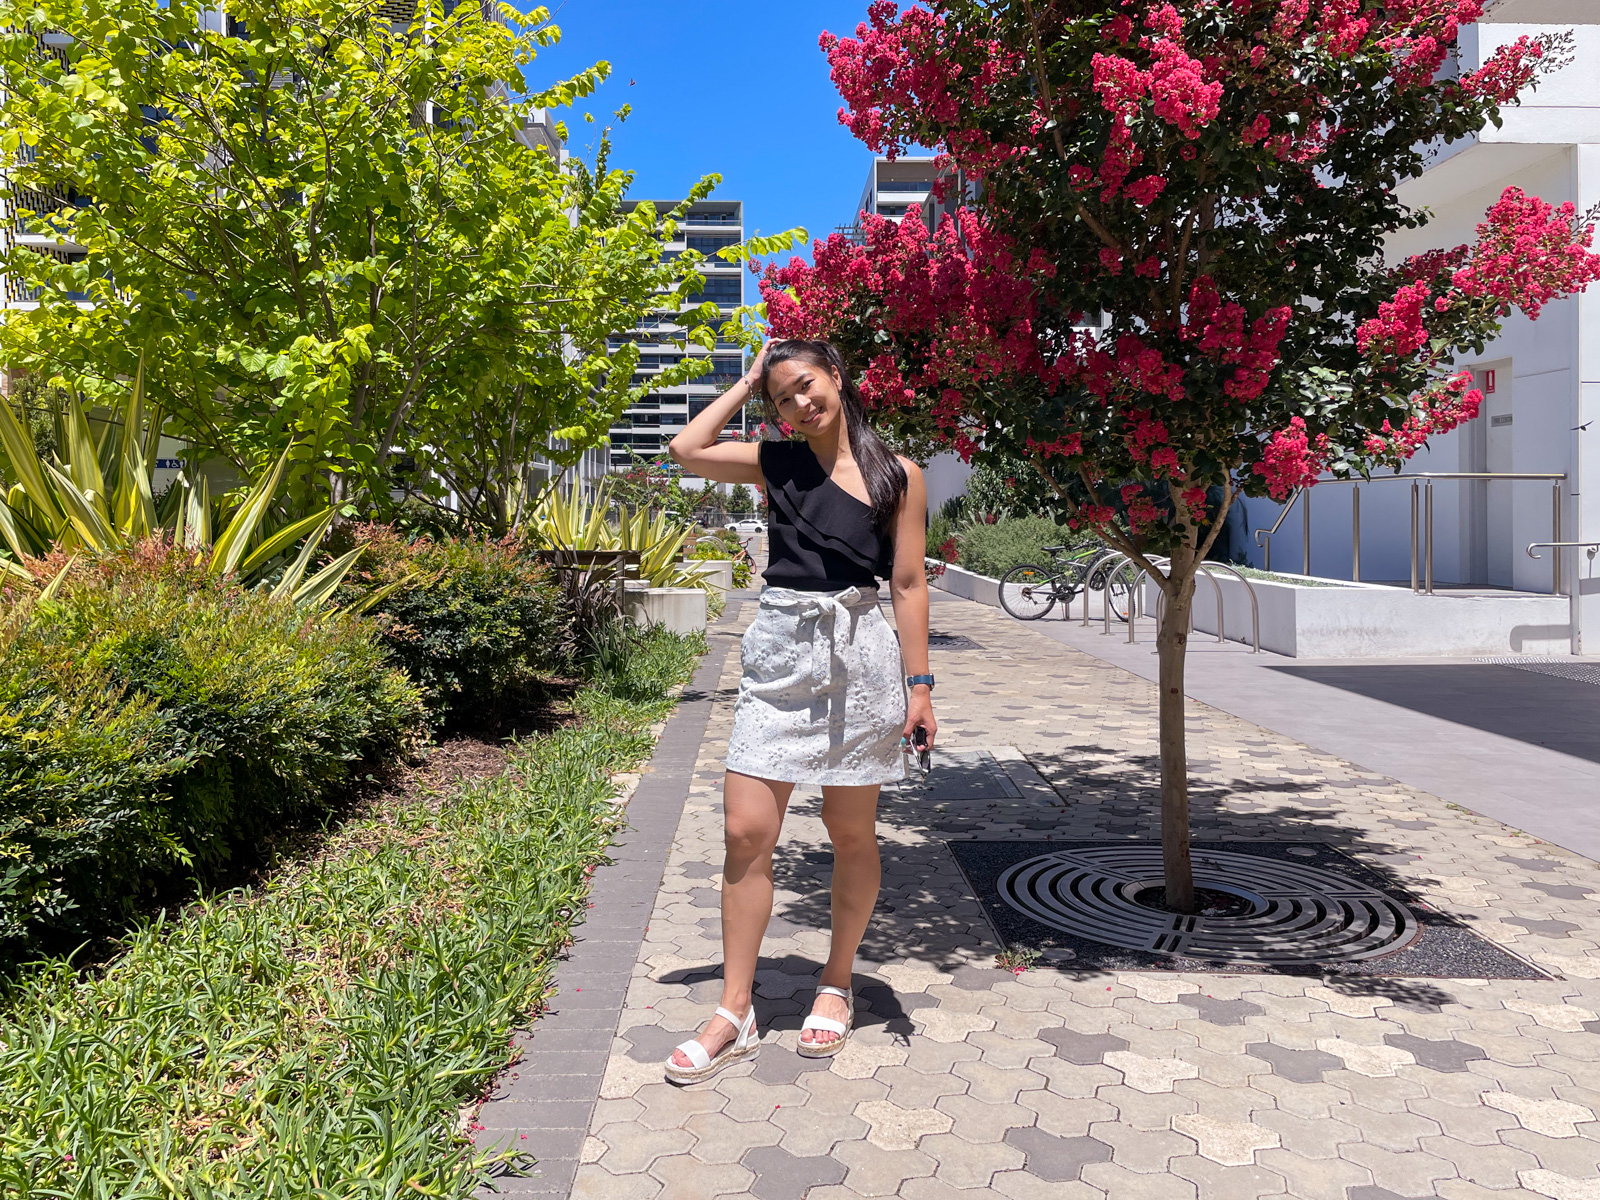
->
xmin=1237 ymin=0 xmax=1599 ymax=652
xmin=609 ymin=199 xmax=747 ymax=472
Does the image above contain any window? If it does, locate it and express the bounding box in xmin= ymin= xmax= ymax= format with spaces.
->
xmin=688 ymin=234 xmax=739 ymax=254
xmin=687 ymin=277 xmax=742 ymax=305
xmin=877 ymin=179 xmax=933 ymax=192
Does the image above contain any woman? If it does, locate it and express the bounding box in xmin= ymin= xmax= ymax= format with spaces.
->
xmin=663 ymin=339 xmax=936 ymax=1083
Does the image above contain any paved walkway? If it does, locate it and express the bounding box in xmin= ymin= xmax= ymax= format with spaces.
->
xmin=485 ymin=591 xmax=1600 ymax=1200
xmin=1032 ymin=609 xmax=1600 ymax=862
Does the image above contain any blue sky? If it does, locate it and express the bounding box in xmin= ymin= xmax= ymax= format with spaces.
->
xmin=530 ymin=1 xmax=896 ymax=285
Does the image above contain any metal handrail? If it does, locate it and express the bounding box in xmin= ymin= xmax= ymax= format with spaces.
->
xmin=1252 ymin=472 xmax=1567 ymax=595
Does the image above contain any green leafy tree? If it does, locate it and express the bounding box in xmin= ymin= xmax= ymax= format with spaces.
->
xmin=0 ymin=0 xmax=739 ymax=517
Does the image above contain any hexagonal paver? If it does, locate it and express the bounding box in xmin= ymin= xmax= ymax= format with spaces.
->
xmin=1382 ymin=1032 xmax=1487 ymax=1073
xmin=1481 ymin=1092 xmax=1597 ymax=1138
xmin=623 ymin=1023 xmax=695 ymax=1065
xmin=1171 ymin=1113 xmax=1280 ymax=1166
xmin=1002 ymin=1127 xmax=1113 ymax=1182
xmin=855 ymin=1099 xmax=953 ymax=1150
xmin=834 ymin=1140 xmax=937 ymax=1196
xmin=1183 ymin=995 xmax=1266 ymax=1026
xmin=1246 ymin=1040 xmax=1345 ymax=1083
xmin=1345 ymin=1188 xmax=1424 ymax=1200
xmin=1504 ymin=916 xmax=1582 ymax=938
xmin=1103 ymin=1050 xmax=1200 ymax=1093
xmin=1038 ymin=1028 xmax=1131 ymax=1064
xmin=740 ymin=1145 xmax=847 ymax=1200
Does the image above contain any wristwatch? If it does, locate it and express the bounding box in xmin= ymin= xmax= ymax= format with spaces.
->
xmin=906 ymin=674 xmax=935 ymax=691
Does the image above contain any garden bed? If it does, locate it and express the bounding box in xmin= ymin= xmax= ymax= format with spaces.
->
xmin=0 ymin=627 xmax=703 ymax=1199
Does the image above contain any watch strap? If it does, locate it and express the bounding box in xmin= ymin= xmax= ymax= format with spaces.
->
xmin=906 ymin=674 xmax=935 ymax=690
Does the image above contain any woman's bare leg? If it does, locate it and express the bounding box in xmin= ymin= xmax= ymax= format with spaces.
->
xmin=670 ymin=770 xmax=793 ymax=1068
xmin=802 ymin=783 xmax=883 ymax=1047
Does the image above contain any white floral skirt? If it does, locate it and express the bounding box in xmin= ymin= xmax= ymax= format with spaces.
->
xmin=724 ymin=586 xmax=907 ymax=786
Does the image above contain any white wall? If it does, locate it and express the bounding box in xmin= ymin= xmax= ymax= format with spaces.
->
xmin=1244 ymin=14 xmax=1600 ymax=651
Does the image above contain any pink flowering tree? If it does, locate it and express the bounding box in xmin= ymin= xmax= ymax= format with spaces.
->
xmin=763 ymin=0 xmax=1600 ymax=909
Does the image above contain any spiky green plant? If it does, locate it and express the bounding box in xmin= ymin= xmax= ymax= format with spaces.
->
xmin=526 ymin=477 xmax=715 ymax=597
xmin=0 ymin=359 xmax=361 ymax=604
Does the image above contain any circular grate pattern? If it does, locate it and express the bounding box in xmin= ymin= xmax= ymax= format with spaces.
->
xmin=996 ymin=846 xmax=1420 ymax=964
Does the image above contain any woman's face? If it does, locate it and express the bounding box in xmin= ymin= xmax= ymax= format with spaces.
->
xmin=765 ymin=357 xmax=845 ymax=440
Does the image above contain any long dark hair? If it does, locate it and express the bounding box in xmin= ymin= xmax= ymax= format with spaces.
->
xmin=758 ymin=340 xmax=909 ymax=533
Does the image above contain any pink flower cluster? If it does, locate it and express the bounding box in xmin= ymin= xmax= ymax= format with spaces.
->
xmin=761 ymin=207 xmax=1050 ymax=440
xmin=1362 ymin=372 xmax=1483 ymax=460
xmin=1254 ymin=417 xmax=1327 ymax=501
xmin=1121 ymin=483 xmax=1162 ymax=532
xmin=1461 ymin=35 xmax=1546 ymax=103
xmin=1452 ymin=188 xmax=1600 ymax=320
xmin=1183 ymin=277 xmax=1291 ymax=400
xmin=821 ymin=2 xmax=1020 ymax=169
xmin=1088 ymin=6 xmax=1220 ymax=204
xmin=1359 ymin=188 xmax=1600 ymax=364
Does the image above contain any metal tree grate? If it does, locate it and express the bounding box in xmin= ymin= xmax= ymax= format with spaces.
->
xmin=928 ymin=632 xmax=982 ymax=650
xmin=996 ymin=846 xmax=1420 ymax=965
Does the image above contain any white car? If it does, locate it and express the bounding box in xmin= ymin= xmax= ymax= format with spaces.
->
xmin=725 ymin=518 xmax=764 ymax=534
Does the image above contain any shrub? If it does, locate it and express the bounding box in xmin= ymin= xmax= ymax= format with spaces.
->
xmin=925 ymin=512 xmax=957 ymax=560
xmin=332 ymin=526 xmax=572 ymax=724
xmin=956 ymin=515 xmax=1090 ymax=578
xmin=0 ymin=541 xmax=422 ymax=951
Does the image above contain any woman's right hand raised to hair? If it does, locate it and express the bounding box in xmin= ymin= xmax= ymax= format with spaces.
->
xmin=744 ymin=339 xmax=775 ymax=388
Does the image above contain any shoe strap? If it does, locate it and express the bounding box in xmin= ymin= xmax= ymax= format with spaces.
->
xmin=815 ymin=985 xmax=851 ymax=1001
xmin=673 ymin=1039 xmax=712 ymax=1069
xmin=715 ymin=1005 xmax=752 ymax=1030
xmin=800 ymin=1014 xmax=848 ymax=1036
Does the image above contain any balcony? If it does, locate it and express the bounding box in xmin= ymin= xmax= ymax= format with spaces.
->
xmin=14 ymin=214 xmax=85 ymax=253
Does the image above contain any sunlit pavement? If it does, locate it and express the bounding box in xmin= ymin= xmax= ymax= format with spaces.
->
xmin=481 ymin=590 xmax=1600 ymax=1200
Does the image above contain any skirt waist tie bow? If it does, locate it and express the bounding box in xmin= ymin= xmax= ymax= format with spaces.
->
xmin=759 ymin=586 xmax=878 ymax=692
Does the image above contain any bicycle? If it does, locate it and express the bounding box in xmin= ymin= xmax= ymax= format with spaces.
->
xmin=998 ymin=546 xmax=1134 ymax=622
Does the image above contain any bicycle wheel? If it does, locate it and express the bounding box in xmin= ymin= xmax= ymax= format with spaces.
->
xmin=1000 ymin=564 xmax=1057 ymax=620
xmin=1104 ymin=564 xmax=1134 ymax=622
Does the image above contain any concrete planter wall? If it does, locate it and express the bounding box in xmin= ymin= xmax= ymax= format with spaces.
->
xmin=624 ymin=586 xmax=707 ymax=635
xmin=679 ymin=559 xmax=734 ymax=592
xmin=926 ymin=559 xmax=1001 ymax=608
xmin=1174 ymin=572 xmax=1571 ymax=657
xmin=928 ymin=555 xmax=1569 ymax=657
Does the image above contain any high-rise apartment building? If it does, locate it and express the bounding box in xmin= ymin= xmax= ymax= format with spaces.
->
xmin=838 ymin=156 xmax=966 ymax=243
xmin=608 ymin=199 xmax=747 ymax=470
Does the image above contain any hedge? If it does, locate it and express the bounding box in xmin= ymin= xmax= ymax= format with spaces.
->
xmin=956 ymin=515 xmax=1092 ymax=578
xmin=0 ymin=542 xmax=424 ymax=953
xmin=331 ymin=525 xmax=571 ymax=725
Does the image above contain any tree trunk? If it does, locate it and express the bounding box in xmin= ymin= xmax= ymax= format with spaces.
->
xmin=1156 ymin=566 xmax=1196 ymax=913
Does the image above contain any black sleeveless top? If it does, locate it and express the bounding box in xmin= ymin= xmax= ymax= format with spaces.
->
xmin=759 ymin=440 xmax=895 ymax=591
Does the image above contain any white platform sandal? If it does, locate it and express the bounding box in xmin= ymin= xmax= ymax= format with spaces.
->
xmin=663 ymin=1005 xmax=759 ymax=1084
xmin=797 ymin=985 xmax=854 ymax=1058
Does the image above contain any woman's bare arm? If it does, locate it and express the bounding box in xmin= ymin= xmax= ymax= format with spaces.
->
xmin=889 ymin=458 xmax=937 ymax=748
xmin=666 ymin=345 xmax=769 ymax=485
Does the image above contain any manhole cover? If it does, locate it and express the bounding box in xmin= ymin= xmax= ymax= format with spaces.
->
xmin=996 ymin=845 xmax=1420 ymax=964
xmin=928 ymin=632 xmax=981 ymax=650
